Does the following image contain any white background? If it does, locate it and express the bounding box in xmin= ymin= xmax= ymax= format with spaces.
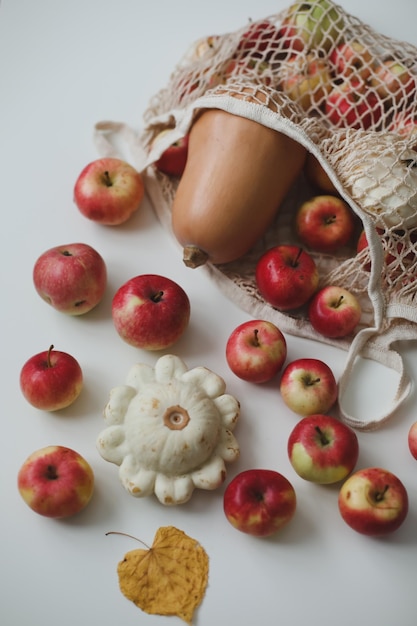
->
xmin=1 ymin=1 xmax=417 ymax=625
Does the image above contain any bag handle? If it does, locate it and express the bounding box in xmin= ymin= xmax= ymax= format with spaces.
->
xmin=337 ymin=323 xmax=414 ymax=431
xmin=93 ymin=120 xmax=148 ymax=170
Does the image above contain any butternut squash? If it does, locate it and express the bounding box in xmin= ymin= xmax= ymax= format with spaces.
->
xmin=171 ymin=107 xmax=307 ymax=267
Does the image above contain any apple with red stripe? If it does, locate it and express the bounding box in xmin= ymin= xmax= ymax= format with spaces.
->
xmin=287 ymin=414 xmax=359 ymax=484
xmin=33 ymin=242 xmax=107 ymax=316
xmin=308 ymin=285 xmax=362 ymax=338
xmin=357 ymin=227 xmax=416 ymax=272
xmin=279 ymin=357 xmax=338 ymax=416
xmin=357 ymin=228 xmax=395 ymax=272
xmin=338 ymin=467 xmax=409 ymax=536
xmin=256 ymin=244 xmax=319 ymax=311
xmin=20 ymin=345 xmax=83 ymax=411
xmin=223 ymin=469 xmax=296 ymax=537
xmin=329 ymin=40 xmax=374 ymax=81
xmin=74 ymin=157 xmax=144 ymax=225
xmin=408 ymin=421 xmax=417 ymax=460
xmin=325 ymin=79 xmax=384 ymax=130
xmin=153 ymin=131 xmax=189 ymax=177
xmin=18 ymin=445 xmax=94 ymax=518
xmin=226 ymin=319 xmax=287 ymax=383
xmin=237 ymin=19 xmax=281 ymax=58
xmin=112 ymin=274 xmax=191 ymax=350
xmin=295 ymin=194 xmax=356 ymax=253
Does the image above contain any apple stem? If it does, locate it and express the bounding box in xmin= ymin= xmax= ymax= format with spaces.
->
xmin=45 ymin=465 xmax=58 ymax=480
xmin=315 ymin=425 xmax=329 ymax=446
xmin=105 ymin=531 xmax=151 ymax=550
xmin=151 ymin=290 xmax=164 ymax=303
xmin=292 ymin=247 xmax=303 ymax=267
xmin=252 ymin=329 xmax=260 ymax=347
xmin=304 ymin=375 xmax=320 ymax=386
xmin=375 ymin=485 xmax=389 ymax=502
xmin=334 ymin=295 xmax=344 ymax=309
xmin=46 ymin=345 xmax=54 ymax=368
xmin=102 ymin=170 xmax=113 ymax=187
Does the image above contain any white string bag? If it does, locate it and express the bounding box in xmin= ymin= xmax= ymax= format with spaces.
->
xmin=95 ymin=0 xmax=417 ymax=431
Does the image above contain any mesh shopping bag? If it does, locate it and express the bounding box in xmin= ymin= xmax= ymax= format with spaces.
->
xmin=95 ymin=0 xmax=417 ymax=430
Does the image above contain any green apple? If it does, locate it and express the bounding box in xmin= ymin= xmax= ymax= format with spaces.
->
xmin=280 ymin=0 xmax=345 ymax=52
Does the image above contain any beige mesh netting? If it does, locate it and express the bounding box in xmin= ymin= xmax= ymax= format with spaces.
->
xmin=95 ymin=0 xmax=417 ymax=429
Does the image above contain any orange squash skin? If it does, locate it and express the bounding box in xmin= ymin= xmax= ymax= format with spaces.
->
xmin=171 ymin=108 xmax=307 ymax=267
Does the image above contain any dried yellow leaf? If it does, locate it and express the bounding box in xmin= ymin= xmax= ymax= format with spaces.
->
xmin=115 ymin=526 xmax=209 ymax=624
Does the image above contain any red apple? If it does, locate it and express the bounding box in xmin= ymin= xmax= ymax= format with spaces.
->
xmin=176 ymin=64 xmax=213 ymax=102
xmin=18 ymin=445 xmax=94 ymax=518
xmin=295 ymin=194 xmax=356 ymax=253
xmin=73 ymin=157 xmax=144 ymax=225
xmin=356 ymin=227 xmax=398 ymax=271
xmin=223 ymin=469 xmax=296 ymax=537
xmin=276 ymin=23 xmax=306 ymax=55
xmin=370 ymin=58 xmax=416 ymax=105
xmin=255 ymin=245 xmax=319 ymax=311
xmin=308 ymin=285 xmax=362 ymax=338
xmin=325 ymin=79 xmax=384 ymax=130
xmin=287 ymin=414 xmax=359 ymax=484
xmin=304 ymin=153 xmax=338 ymax=194
xmin=329 ymin=40 xmax=374 ymax=81
xmin=278 ymin=53 xmax=332 ymax=111
xmin=225 ymin=319 xmax=287 ymax=383
xmin=356 ymin=229 xmax=372 ymax=271
xmin=20 ymin=345 xmax=83 ymax=411
xmin=153 ymin=132 xmax=189 ymax=177
xmin=338 ymin=467 xmax=409 ymax=536
xmin=408 ymin=421 xmax=417 ymax=460
xmin=33 ymin=242 xmax=107 ymax=315
xmin=356 ymin=229 xmax=368 ymax=254
xmin=279 ymin=357 xmax=338 ymax=416
xmin=176 ymin=72 xmax=201 ymax=102
xmin=112 ymin=274 xmax=191 ymax=350
xmin=388 ymin=108 xmax=417 ymax=138
xmin=237 ymin=20 xmax=281 ymax=58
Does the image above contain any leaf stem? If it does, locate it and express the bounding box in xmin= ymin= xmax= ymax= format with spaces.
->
xmin=105 ymin=531 xmax=151 ymax=550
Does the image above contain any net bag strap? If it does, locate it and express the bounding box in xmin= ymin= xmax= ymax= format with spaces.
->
xmin=338 ymin=321 xmax=414 ymax=431
xmin=94 ymin=120 xmax=147 ymax=171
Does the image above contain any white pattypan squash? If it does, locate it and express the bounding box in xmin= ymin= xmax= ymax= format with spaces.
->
xmin=97 ymin=354 xmax=240 ymax=505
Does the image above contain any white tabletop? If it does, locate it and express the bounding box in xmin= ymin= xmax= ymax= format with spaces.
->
xmin=1 ymin=1 xmax=417 ymax=625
